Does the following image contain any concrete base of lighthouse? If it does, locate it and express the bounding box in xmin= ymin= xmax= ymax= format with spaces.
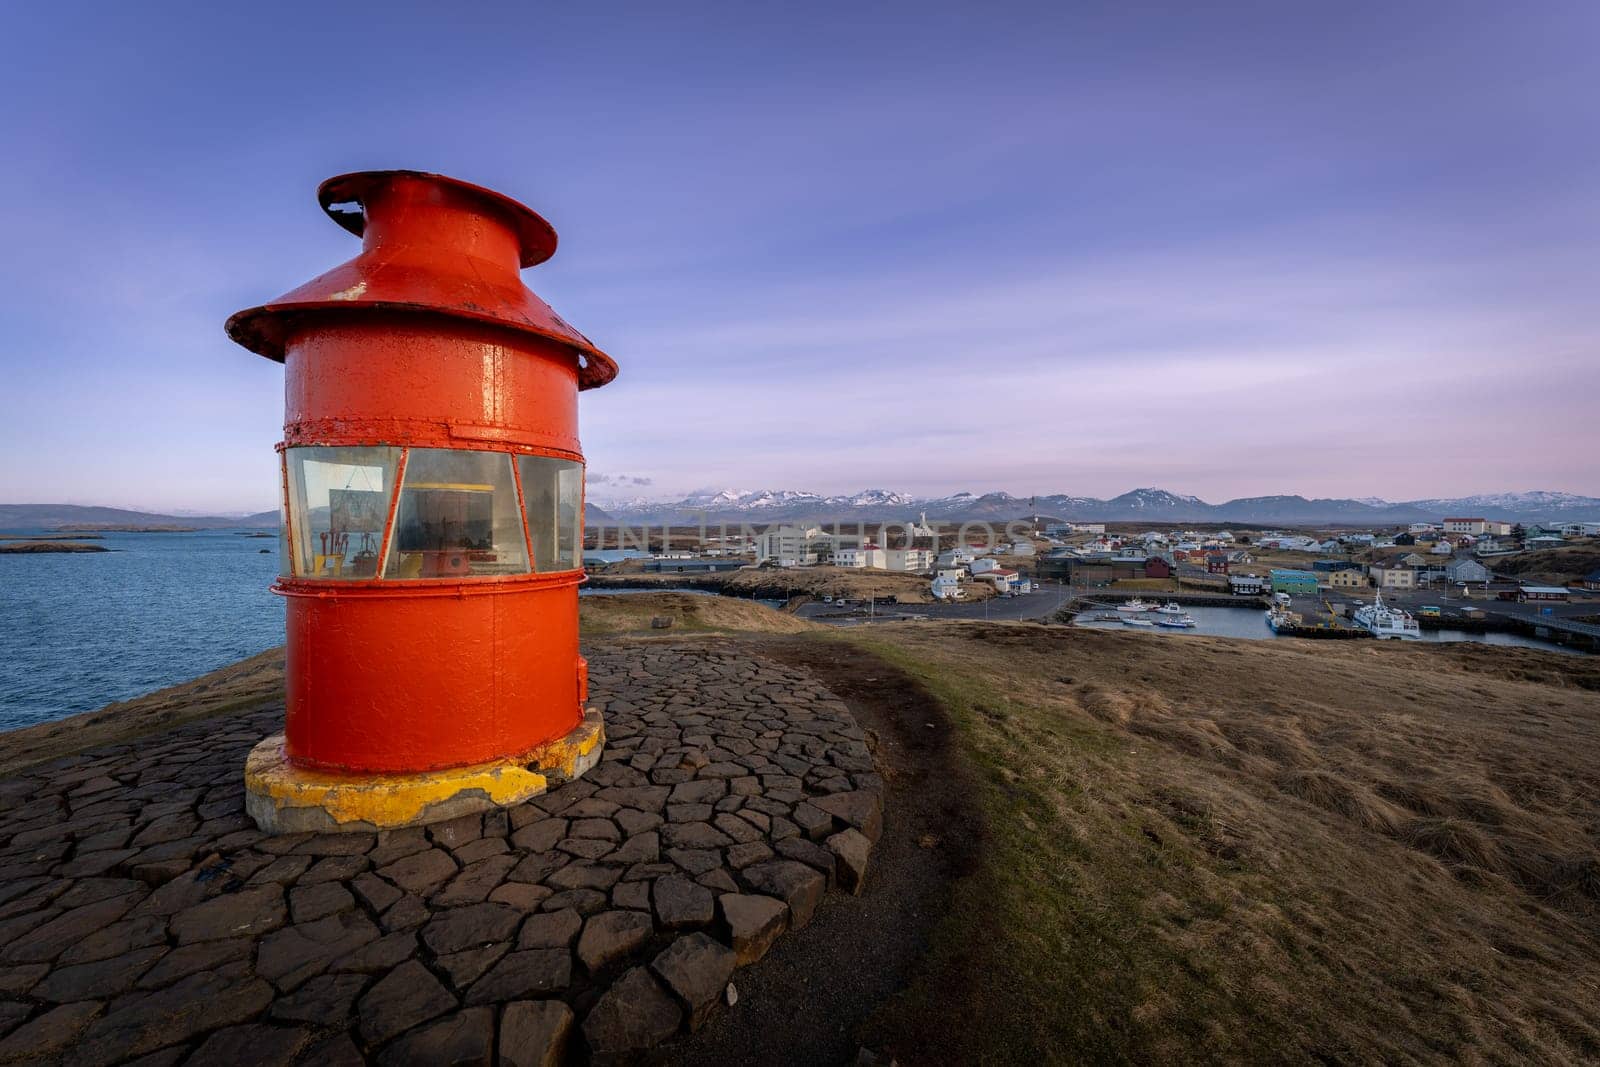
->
xmin=243 ymin=707 xmax=605 ymax=834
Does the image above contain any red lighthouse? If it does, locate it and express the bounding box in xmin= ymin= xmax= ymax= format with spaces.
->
xmin=228 ymin=171 xmax=613 ymax=832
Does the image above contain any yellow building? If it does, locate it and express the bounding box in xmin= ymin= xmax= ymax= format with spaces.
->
xmin=1329 ymin=568 xmax=1369 ymax=590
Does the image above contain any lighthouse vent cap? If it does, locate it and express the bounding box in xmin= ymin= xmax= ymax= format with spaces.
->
xmin=223 ymin=170 xmax=619 ymax=390
xmin=318 ymin=170 xmax=559 ymax=268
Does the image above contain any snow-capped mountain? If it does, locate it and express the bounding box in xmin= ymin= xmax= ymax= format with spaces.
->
xmin=1104 ymin=488 xmax=1207 ymax=512
xmin=588 ymin=486 xmax=1600 ymax=526
xmin=1401 ymin=491 xmax=1600 ymax=516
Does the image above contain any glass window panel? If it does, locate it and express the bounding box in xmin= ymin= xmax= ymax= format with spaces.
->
xmin=517 ymin=456 xmax=584 ymax=572
xmin=278 ymin=456 xmax=291 ymax=578
xmin=285 ymin=446 xmax=400 ymax=579
xmin=558 ymin=462 xmax=582 ymax=570
xmin=385 ymin=449 xmax=529 ymax=578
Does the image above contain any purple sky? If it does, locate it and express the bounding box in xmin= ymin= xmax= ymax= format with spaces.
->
xmin=3 ymin=3 xmax=1597 ymax=513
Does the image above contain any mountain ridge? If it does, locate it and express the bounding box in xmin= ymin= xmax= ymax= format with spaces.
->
xmin=4 ymin=490 xmax=1595 ymax=532
xmin=589 ymin=487 xmax=1600 ymax=525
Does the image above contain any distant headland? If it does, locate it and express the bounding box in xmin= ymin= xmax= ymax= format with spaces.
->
xmin=55 ymin=523 xmax=199 ymax=533
xmin=0 ymin=503 xmax=276 ymax=531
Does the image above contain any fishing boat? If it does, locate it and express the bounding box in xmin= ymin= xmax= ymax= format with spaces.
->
xmin=1352 ymin=590 xmax=1421 ymax=640
xmin=1121 ymin=616 xmax=1155 ymax=627
xmin=1152 ymin=601 xmax=1185 ymax=615
xmin=1265 ymin=607 xmax=1301 ymax=633
xmin=1116 ymin=598 xmax=1150 ymax=614
xmin=1156 ymin=614 xmax=1197 ymax=629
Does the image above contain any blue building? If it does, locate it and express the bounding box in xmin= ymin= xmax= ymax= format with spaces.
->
xmin=1270 ymin=569 xmax=1321 ymax=595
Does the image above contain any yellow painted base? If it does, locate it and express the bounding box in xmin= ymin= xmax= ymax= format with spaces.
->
xmin=243 ymin=707 xmax=605 ymax=834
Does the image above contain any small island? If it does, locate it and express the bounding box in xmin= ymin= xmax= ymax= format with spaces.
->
xmin=55 ymin=523 xmax=199 ymax=533
xmin=0 ymin=533 xmax=103 ymax=541
xmin=0 ymin=541 xmax=110 ymax=553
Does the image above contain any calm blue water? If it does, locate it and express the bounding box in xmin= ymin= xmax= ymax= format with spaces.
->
xmin=0 ymin=530 xmax=285 ymax=729
xmin=1072 ymin=603 xmax=1582 ymax=654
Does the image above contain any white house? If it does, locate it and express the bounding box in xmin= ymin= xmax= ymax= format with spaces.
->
xmin=1006 ymin=541 xmax=1037 ymax=556
xmin=931 ymin=570 xmax=964 ymax=600
xmin=969 ymin=557 xmax=1001 ymax=576
xmin=884 ymin=547 xmax=934 ymax=572
xmin=1443 ymin=517 xmax=1488 ymax=534
xmin=832 ymin=545 xmax=886 ymax=569
xmin=936 ymin=546 xmax=976 ymax=568
xmin=1429 ymin=540 xmax=1453 ymax=555
xmin=1229 ymin=574 xmax=1267 ymax=595
xmin=1076 ymin=523 xmax=1106 ymax=536
xmin=977 ymin=567 xmax=1020 ymax=594
xmin=757 ymin=525 xmax=823 ymax=565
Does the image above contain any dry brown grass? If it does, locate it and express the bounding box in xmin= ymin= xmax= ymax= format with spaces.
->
xmin=579 ymin=591 xmax=821 ymax=635
xmin=719 ymin=565 xmax=989 ymax=604
xmin=1496 ymin=545 xmax=1600 ymax=586
xmin=844 ymin=622 xmax=1600 ymax=1064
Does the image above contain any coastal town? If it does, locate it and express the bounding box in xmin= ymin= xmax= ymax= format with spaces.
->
xmin=583 ymin=513 xmax=1600 ymax=651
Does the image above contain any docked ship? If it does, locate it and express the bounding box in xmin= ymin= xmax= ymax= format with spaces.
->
xmin=1153 ymin=601 xmax=1185 ymax=615
xmin=1266 ymin=606 xmax=1302 ymax=633
xmin=1116 ymin=598 xmax=1151 ymax=613
xmin=1353 ymin=591 xmax=1421 ymax=640
xmin=1157 ymin=614 xmax=1197 ymax=629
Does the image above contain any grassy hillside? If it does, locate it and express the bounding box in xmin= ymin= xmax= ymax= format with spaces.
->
xmin=1496 ymin=545 xmax=1600 ymax=586
xmin=721 ymin=565 xmax=992 ymax=604
xmin=579 ymin=591 xmax=821 ymax=634
xmin=842 ymin=623 xmax=1600 ymax=1064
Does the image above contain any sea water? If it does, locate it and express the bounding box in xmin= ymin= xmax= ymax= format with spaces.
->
xmin=0 ymin=530 xmax=284 ymax=730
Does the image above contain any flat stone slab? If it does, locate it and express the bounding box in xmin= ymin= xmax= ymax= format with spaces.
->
xmin=0 ymin=644 xmax=882 ymax=1062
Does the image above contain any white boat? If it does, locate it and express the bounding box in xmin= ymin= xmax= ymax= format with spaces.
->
xmin=1121 ymin=616 xmax=1155 ymax=627
xmin=1156 ymin=614 xmax=1197 ymax=629
xmin=1353 ymin=590 xmax=1421 ymax=640
xmin=1153 ymin=601 xmax=1185 ymax=615
xmin=1116 ymin=598 xmax=1150 ymax=614
xmin=1265 ymin=607 xmax=1300 ymax=633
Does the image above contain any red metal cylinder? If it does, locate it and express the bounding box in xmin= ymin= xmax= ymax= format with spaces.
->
xmin=227 ymin=171 xmax=615 ymax=774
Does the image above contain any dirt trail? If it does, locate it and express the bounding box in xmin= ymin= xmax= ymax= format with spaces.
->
xmin=660 ymin=634 xmax=982 ymax=1066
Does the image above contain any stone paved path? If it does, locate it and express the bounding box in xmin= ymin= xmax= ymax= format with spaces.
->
xmin=0 ymin=644 xmax=883 ymax=1064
